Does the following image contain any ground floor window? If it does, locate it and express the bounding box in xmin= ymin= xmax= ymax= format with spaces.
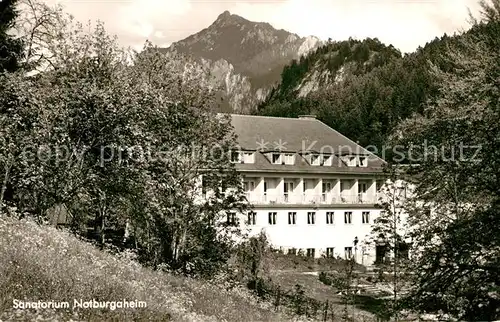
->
xmin=307 ymin=212 xmax=316 ymax=225
xmin=326 ymin=212 xmax=334 ymax=224
xmin=344 ymin=211 xmax=352 ymax=224
xmin=247 ymin=211 xmax=256 ymax=225
xmin=306 ymin=248 xmax=315 ymax=258
xmin=227 ymin=212 xmax=237 ymax=225
xmin=326 ymin=247 xmax=335 ymax=258
xmin=268 ymin=212 xmax=277 ymax=225
xmin=362 ymin=211 xmax=370 ymax=224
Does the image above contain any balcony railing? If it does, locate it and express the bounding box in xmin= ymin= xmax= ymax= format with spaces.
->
xmin=245 ymin=192 xmax=381 ymax=205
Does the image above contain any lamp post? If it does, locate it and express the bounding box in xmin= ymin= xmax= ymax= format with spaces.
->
xmin=352 ymin=236 xmax=360 ymax=319
xmin=353 ymin=236 xmax=359 ymax=263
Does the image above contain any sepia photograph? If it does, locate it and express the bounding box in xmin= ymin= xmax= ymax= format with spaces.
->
xmin=0 ymin=0 xmax=499 ymax=321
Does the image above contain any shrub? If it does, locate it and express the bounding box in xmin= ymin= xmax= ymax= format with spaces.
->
xmin=318 ymin=272 xmax=332 ymax=286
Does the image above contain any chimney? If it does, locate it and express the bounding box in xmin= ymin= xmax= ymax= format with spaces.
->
xmin=298 ymin=115 xmax=317 ymax=120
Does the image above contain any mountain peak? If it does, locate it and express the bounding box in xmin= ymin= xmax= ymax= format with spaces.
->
xmin=218 ymin=10 xmax=231 ymax=20
xmin=214 ymin=10 xmax=247 ymax=25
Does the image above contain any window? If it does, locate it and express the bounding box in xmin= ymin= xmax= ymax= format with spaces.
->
xmin=340 ymin=180 xmax=349 ymax=194
xmin=306 ymin=248 xmax=315 ymax=258
xmin=342 ymin=156 xmax=357 ymax=166
xmin=307 ymin=212 xmax=316 ymax=225
xmin=243 ymin=152 xmax=255 ymax=163
xmin=271 ymin=153 xmax=281 ymax=164
xmin=322 ymin=182 xmax=332 ymax=201
xmin=310 ymin=154 xmax=320 ymax=166
xmin=284 ymin=153 xmax=295 ymax=165
xmin=344 ymin=247 xmax=353 ymax=259
xmin=288 ymin=248 xmax=297 ymax=255
xmin=227 ymin=212 xmax=237 ymax=225
xmin=358 ymin=182 xmax=368 ymax=194
xmin=268 ymin=212 xmax=277 ymax=225
xmin=326 ymin=212 xmax=334 ymax=224
xmin=362 ymin=211 xmax=370 ymax=224
xmin=284 ymin=181 xmax=294 ymax=202
xmin=243 ymin=181 xmax=255 ymax=193
xmin=344 ymin=211 xmax=352 ymax=224
xmin=230 ymin=151 xmax=241 ymax=163
xmin=326 ymin=247 xmax=335 ymax=258
xmin=232 ymin=151 xmax=255 ymax=163
xmin=247 ymin=211 xmax=256 ymax=225
xmin=322 ymin=155 xmax=332 ymax=166
xmin=288 ymin=212 xmax=297 ymax=225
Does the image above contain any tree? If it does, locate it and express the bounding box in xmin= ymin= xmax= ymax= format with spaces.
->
xmin=0 ymin=72 xmax=40 ymax=213
xmin=393 ymin=0 xmax=500 ymax=319
xmin=257 ymin=28 xmax=465 ymax=156
xmin=1 ymin=1 xmax=246 ymax=277
xmin=235 ymin=231 xmax=269 ymax=283
xmin=0 ymin=0 xmax=23 ymax=72
xmin=369 ymin=166 xmax=412 ymax=320
xmin=0 ymin=0 xmax=25 ymax=206
xmin=118 ymin=42 xmax=247 ymax=275
xmin=0 ymin=18 xmax=135 ymax=223
xmin=1 ymin=3 xmax=113 ymax=216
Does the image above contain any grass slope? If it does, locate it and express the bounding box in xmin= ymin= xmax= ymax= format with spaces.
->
xmin=0 ymin=216 xmax=302 ymax=322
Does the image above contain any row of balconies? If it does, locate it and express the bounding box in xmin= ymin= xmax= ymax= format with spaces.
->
xmin=245 ymin=192 xmax=381 ymax=205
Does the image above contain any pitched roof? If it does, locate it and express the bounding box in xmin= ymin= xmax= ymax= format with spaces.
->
xmin=230 ymin=114 xmax=370 ymax=155
xmin=228 ymin=114 xmax=386 ymax=173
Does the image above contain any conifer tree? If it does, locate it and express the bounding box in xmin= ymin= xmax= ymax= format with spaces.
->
xmin=0 ymin=0 xmax=23 ymax=72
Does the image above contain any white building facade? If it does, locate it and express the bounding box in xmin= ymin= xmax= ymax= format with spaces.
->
xmin=227 ymin=114 xmax=390 ymax=266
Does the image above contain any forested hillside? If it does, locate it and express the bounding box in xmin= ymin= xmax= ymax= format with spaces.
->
xmin=256 ymin=34 xmax=461 ymax=153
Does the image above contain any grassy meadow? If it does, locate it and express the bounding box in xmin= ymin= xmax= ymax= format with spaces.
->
xmin=0 ymin=216 xmax=308 ymax=322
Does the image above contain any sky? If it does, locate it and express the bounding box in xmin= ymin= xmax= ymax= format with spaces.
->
xmin=44 ymin=0 xmax=481 ymax=53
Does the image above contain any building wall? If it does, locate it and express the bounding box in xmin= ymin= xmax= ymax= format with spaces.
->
xmin=238 ymin=207 xmax=383 ymax=266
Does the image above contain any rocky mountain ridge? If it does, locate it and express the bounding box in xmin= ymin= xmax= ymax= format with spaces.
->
xmin=161 ymin=11 xmax=321 ymax=113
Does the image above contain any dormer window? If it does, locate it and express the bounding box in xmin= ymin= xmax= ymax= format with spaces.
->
xmin=284 ymin=153 xmax=295 ymax=165
xmin=340 ymin=156 xmax=357 ymax=167
xmin=242 ymin=152 xmax=255 ymax=164
xmin=310 ymin=154 xmax=320 ymax=166
xmin=230 ymin=151 xmax=241 ymax=163
xmin=230 ymin=151 xmax=255 ymax=164
xmin=341 ymin=156 xmax=367 ymax=167
xmin=271 ymin=153 xmax=282 ymax=164
xmin=322 ymin=155 xmax=332 ymax=166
